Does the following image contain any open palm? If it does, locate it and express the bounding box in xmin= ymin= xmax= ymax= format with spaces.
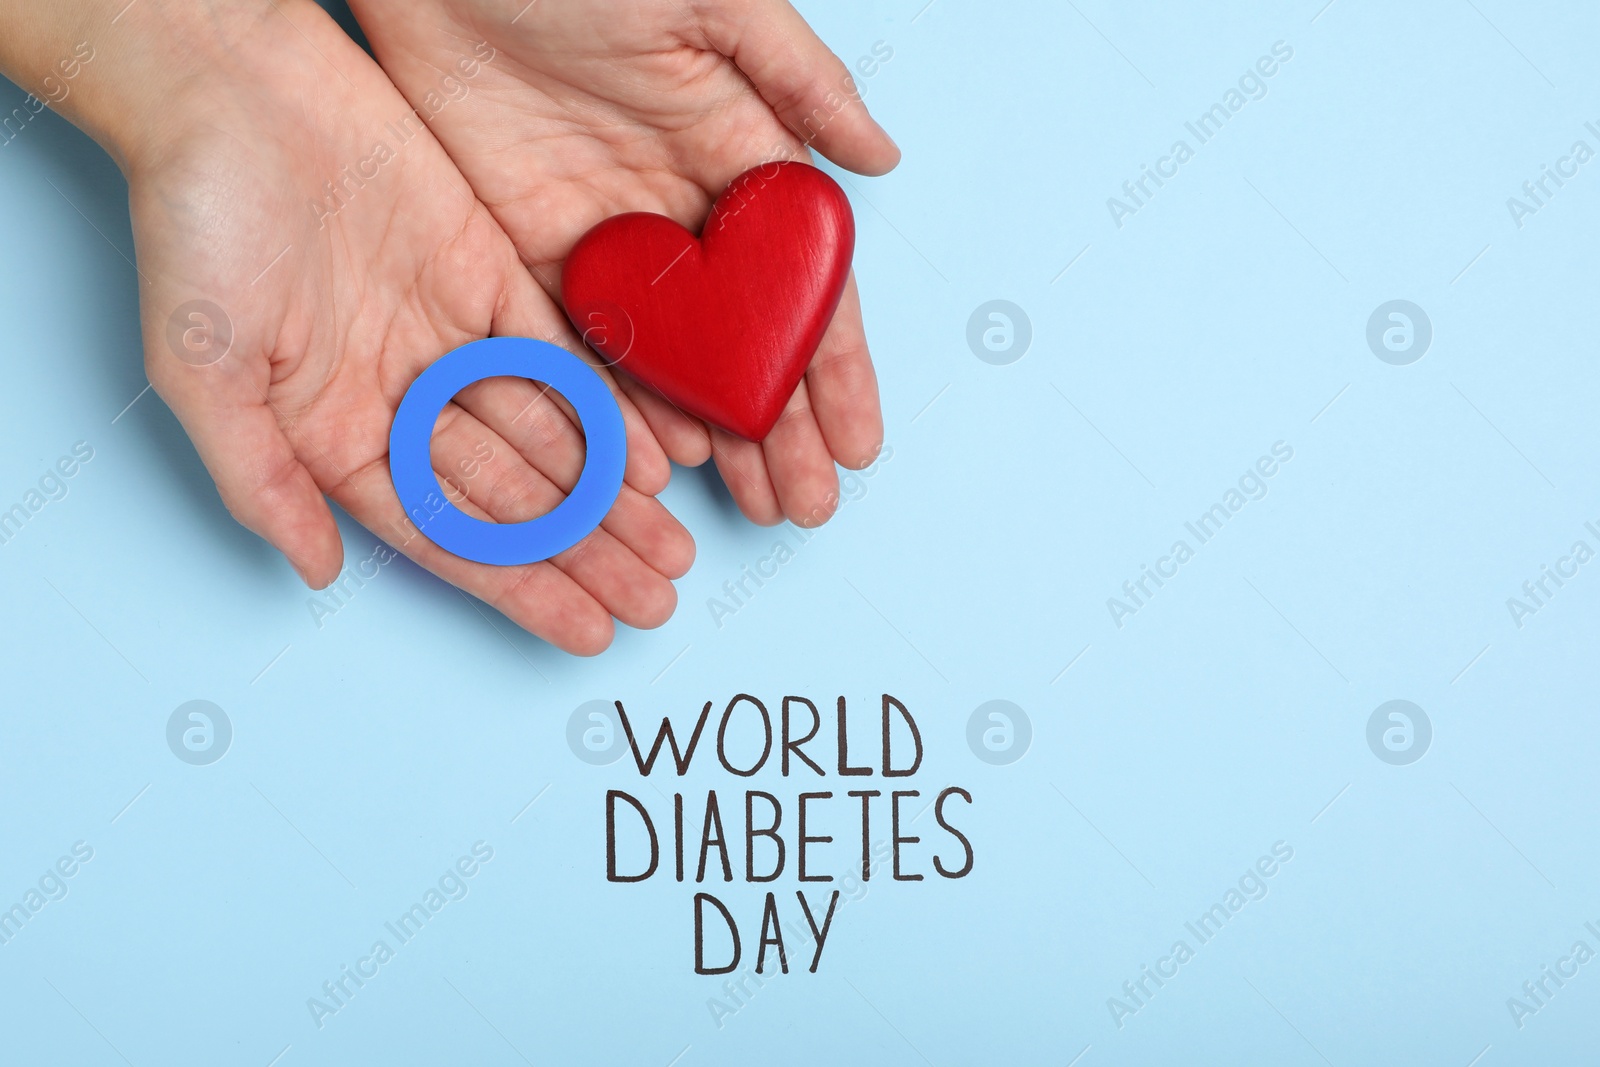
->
xmin=348 ymin=0 xmax=900 ymax=526
xmin=133 ymin=1 xmax=690 ymax=654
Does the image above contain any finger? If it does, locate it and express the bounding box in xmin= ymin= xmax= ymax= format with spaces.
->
xmin=601 ymin=484 xmax=697 ymax=581
xmin=710 ymin=429 xmax=785 ymax=526
xmin=456 ymin=373 xmax=671 ymax=497
xmin=488 ymin=266 xmax=673 ymax=494
xmin=804 ymin=273 xmax=883 ymax=469
xmin=759 ymin=377 xmax=841 ymax=527
xmin=151 ymin=361 xmax=343 ymax=589
xmin=617 ymin=384 xmax=676 ymax=496
xmin=453 ymin=374 xmax=695 ymax=578
xmin=449 ymin=382 xmax=696 ymax=580
xmin=442 ymin=444 xmax=691 ymax=585
xmin=616 ymin=375 xmax=715 ymax=467
xmin=333 ymin=467 xmax=615 ymax=655
xmin=432 ymin=403 xmax=678 ymax=630
xmin=698 ymin=0 xmax=901 ymax=176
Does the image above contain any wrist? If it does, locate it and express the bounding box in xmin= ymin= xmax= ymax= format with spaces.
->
xmin=0 ymin=2 xmax=302 ymax=175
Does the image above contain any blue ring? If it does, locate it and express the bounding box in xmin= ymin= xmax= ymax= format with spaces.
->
xmin=389 ymin=337 xmax=626 ymax=566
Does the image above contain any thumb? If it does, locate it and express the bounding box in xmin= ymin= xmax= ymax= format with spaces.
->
xmin=149 ymin=338 xmax=344 ymax=589
xmin=699 ymin=0 xmax=902 ymax=175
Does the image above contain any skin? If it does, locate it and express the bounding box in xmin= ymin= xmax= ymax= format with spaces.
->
xmin=0 ymin=0 xmax=692 ymax=654
xmin=343 ymin=0 xmax=900 ymax=526
xmin=0 ymin=0 xmax=896 ymax=652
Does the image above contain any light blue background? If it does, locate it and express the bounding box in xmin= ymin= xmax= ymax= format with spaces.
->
xmin=2 ymin=0 xmax=1598 ymax=1063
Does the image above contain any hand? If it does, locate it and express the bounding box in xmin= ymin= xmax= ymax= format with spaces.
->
xmin=346 ymin=0 xmax=900 ymax=527
xmin=10 ymin=0 xmax=694 ymax=654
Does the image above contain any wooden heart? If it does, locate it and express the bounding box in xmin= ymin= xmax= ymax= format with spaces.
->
xmin=561 ymin=161 xmax=854 ymax=442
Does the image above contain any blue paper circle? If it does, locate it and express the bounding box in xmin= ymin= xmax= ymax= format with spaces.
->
xmin=389 ymin=337 xmax=626 ymax=566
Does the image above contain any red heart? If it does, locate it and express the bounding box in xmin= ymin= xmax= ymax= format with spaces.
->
xmin=561 ymin=161 xmax=855 ymax=442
